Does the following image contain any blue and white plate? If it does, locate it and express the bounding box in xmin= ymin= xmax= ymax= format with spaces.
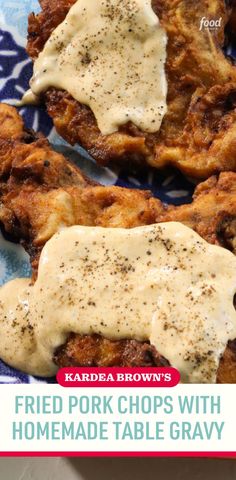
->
xmin=0 ymin=1 xmax=234 ymax=383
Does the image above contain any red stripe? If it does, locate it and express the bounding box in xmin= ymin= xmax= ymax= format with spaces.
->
xmin=0 ymin=452 xmax=235 ymax=457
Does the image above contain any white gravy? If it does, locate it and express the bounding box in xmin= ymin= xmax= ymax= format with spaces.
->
xmin=23 ymin=0 xmax=167 ymax=135
xmin=0 ymin=222 xmax=236 ymax=383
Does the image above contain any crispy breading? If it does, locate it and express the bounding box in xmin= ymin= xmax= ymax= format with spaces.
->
xmin=0 ymin=104 xmax=24 ymax=140
xmin=0 ymin=105 xmax=236 ymax=382
xmin=54 ymin=334 xmax=170 ymax=368
xmin=27 ymin=0 xmax=236 ymax=178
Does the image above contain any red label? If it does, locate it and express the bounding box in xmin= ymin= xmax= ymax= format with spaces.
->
xmin=56 ymin=367 xmax=180 ymax=387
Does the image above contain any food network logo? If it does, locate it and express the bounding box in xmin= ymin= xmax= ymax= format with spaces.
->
xmin=199 ymin=17 xmax=222 ymax=31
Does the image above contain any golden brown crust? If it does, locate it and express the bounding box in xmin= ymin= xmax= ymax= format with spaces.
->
xmin=0 ymin=104 xmax=236 ymax=381
xmin=44 ymin=89 xmax=151 ymax=167
xmin=27 ymin=0 xmax=236 ymax=177
xmin=0 ymin=104 xmax=24 ymax=140
xmin=54 ymin=334 xmax=170 ymax=368
xmin=27 ymin=0 xmax=76 ymax=60
xmin=1 ymin=108 xmax=236 ymax=257
xmin=54 ymin=334 xmax=236 ymax=384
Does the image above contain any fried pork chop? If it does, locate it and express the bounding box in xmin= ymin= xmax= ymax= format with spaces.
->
xmin=0 ymin=104 xmax=236 ymax=382
xmin=27 ymin=0 xmax=236 ymax=178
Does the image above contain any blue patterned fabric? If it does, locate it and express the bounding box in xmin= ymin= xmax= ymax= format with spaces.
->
xmin=0 ymin=1 xmax=234 ymax=383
